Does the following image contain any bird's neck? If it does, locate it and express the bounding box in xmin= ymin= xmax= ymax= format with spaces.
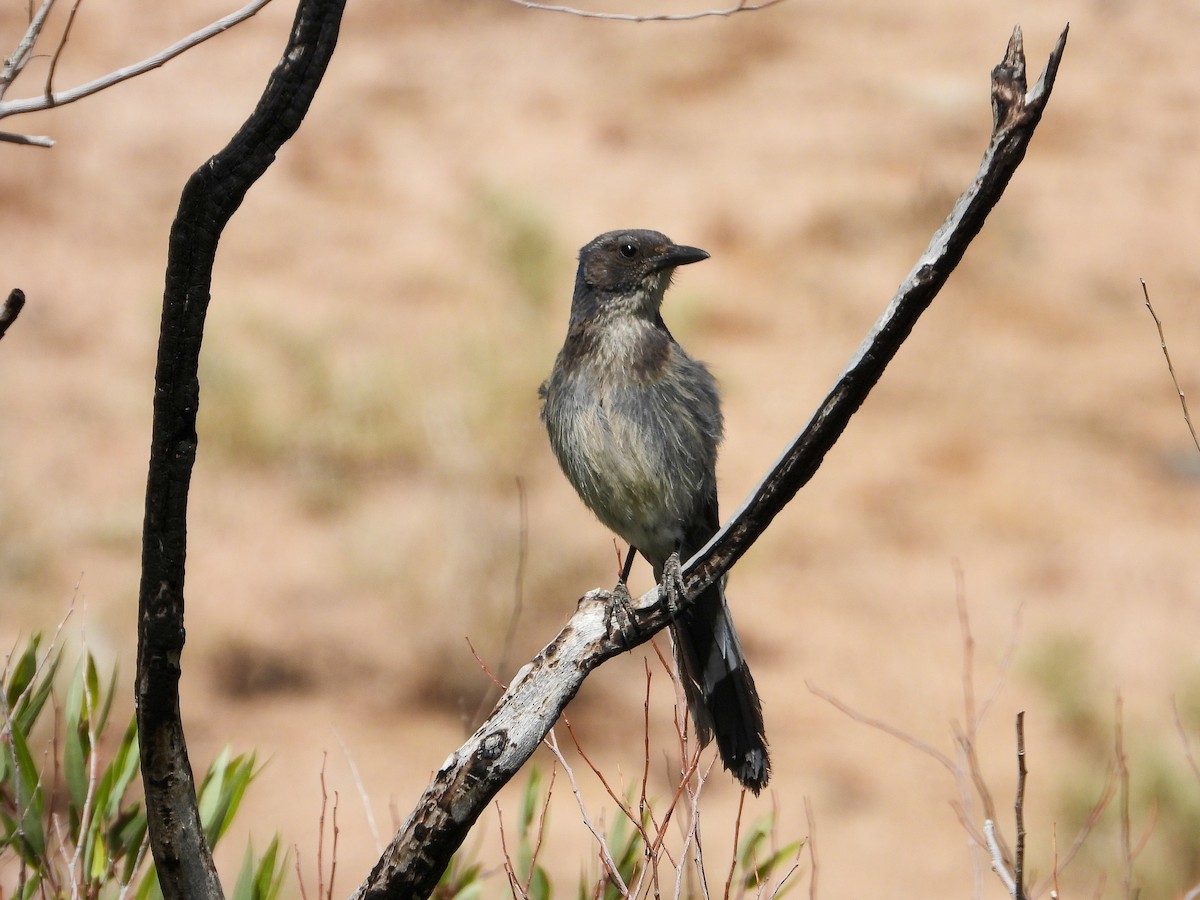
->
xmin=562 ymin=297 xmax=670 ymax=381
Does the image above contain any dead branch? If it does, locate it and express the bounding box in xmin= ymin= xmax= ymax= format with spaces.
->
xmin=135 ymin=0 xmax=344 ymax=897
xmin=352 ymin=24 xmax=1069 ymax=900
xmin=508 ymin=0 xmax=787 ymax=22
xmin=0 ymin=0 xmax=277 ymax=147
xmin=1141 ymin=279 xmax=1200 ymax=455
xmin=1014 ymin=712 xmax=1027 ymax=900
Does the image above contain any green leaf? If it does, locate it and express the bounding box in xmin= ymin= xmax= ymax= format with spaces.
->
xmin=8 ymin=719 xmax=46 ymax=860
xmin=743 ymin=840 xmax=805 ymax=889
xmin=103 ymin=718 xmax=142 ymax=821
xmin=11 ymin=635 xmax=63 ymax=737
xmin=519 ymin=766 xmax=542 ymax=834
xmin=198 ymin=749 xmax=261 ymax=848
xmin=5 ymin=633 xmax=40 ymax=709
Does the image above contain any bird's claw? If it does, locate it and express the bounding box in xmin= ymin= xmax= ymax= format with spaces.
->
xmin=661 ymin=551 xmax=686 ymax=616
xmin=603 ymin=579 xmax=637 ymax=647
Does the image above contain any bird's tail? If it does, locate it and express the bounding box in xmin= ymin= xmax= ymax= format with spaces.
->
xmin=669 ymin=577 xmax=770 ymax=793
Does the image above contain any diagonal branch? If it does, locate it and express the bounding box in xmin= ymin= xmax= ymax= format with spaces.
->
xmin=352 ymin=23 xmax=1069 ymax=900
xmin=134 ymin=0 xmax=344 ymax=897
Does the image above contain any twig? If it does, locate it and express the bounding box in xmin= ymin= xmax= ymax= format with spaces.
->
xmin=508 ymin=0 xmax=787 ymax=22
xmin=1116 ymin=696 xmax=1133 ymax=900
xmin=1172 ymin=696 xmax=1200 ymax=784
xmin=43 ymin=0 xmax=84 ymax=102
xmin=1032 ymin=763 xmax=1117 ymax=896
xmin=806 ymin=680 xmax=958 ymax=775
xmin=328 ymin=792 xmax=340 ymax=900
xmin=541 ymin=729 xmax=630 ymax=895
xmin=804 ymin=797 xmax=818 ymax=900
xmin=1141 ymin=279 xmax=1200 ymax=454
xmin=0 ymin=288 xmax=26 ymax=341
xmin=333 ymin=728 xmax=381 ymax=853
xmin=1014 ymin=712 xmax=1027 ymax=900
xmin=0 ymin=0 xmax=279 ymax=147
xmin=0 ymin=0 xmax=55 ymax=95
xmin=318 ymin=754 xmax=329 ymax=900
xmin=723 ymin=790 xmax=748 ymax=898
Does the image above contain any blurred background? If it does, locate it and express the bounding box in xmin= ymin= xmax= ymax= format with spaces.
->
xmin=2 ymin=0 xmax=1199 ymax=895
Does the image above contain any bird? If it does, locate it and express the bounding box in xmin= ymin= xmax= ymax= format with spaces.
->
xmin=539 ymin=228 xmax=770 ymax=793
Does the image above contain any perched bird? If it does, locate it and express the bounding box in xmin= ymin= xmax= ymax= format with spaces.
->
xmin=540 ymin=229 xmax=770 ymax=793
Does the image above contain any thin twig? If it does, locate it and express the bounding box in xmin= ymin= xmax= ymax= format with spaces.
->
xmin=333 ymin=728 xmax=381 ymax=853
xmin=807 ymin=680 xmax=958 ymax=775
xmin=1141 ymin=279 xmax=1200 ymax=454
xmin=0 ymin=0 xmax=55 ymax=95
xmin=328 ymin=791 xmax=340 ymax=900
xmin=1013 ymin=712 xmax=1027 ymax=900
xmin=542 ymin=729 xmax=630 ymax=895
xmin=723 ymin=790 xmax=748 ymax=898
xmin=508 ymin=0 xmax=786 ymax=21
xmin=43 ymin=0 xmax=83 ymax=102
xmin=0 ymin=0 xmax=278 ymax=146
xmin=1115 ymin=696 xmax=1133 ymax=900
xmin=1032 ymin=762 xmax=1117 ymax=895
xmin=1172 ymin=696 xmax=1200 ymax=784
xmin=804 ymin=797 xmax=818 ymax=900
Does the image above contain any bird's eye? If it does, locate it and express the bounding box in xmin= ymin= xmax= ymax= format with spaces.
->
xmin=619 ymin=241 xmax=638 ymax=259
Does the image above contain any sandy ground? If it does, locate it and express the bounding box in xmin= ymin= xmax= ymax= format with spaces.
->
xmin=2 ymin=0 xmax=1200 ymax=896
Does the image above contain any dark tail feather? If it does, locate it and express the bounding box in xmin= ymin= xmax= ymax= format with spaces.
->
xmin=669 ymin=578 xmax=770 ymax=793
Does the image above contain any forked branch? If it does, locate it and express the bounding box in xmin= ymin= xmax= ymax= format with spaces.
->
xmin=353 ymin=23 xmax=1069 ymax=900
xmin=0 ymin=0 xmax=278 ymax=147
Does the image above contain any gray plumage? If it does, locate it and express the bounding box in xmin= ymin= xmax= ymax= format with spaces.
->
xmin=540 ymin=229 xmax=770 ymax=793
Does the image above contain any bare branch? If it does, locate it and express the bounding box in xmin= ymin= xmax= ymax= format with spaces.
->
xmin=508 ymin=0 xmax=787 ymax=22
xmin=135 ymin=0 xmax=345 ymax=896
xmin=0 ymin=288 xmax=26 ymax=341
xmin=1172 ymin=696 xmax=1200 ymax=785
xmin=808 ymin=679 xmax=958 ymax=775
xmin=352 ymin=25 xmax=1069 ymax=899
xmin=986 ymin=820 xmax=1017 ymax=896
xmin=0 ymin=129 xmax=53 ymax=145
xmin=1014 ymin=712 xmax=1027 ymax=900
xmin=43 ymin=0 xmax=84 ymax=101
xmin=0 ymin=0 xmax=278 ymax=147
xmin=0 ymin=0 xmax=55 ymax=97
xmin=1141 ymin=279 xmax=1200 ymax=455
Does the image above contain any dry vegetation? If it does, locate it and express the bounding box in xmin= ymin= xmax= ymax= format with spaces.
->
xmin=2 ymin=0 xmax=1200 ymax=896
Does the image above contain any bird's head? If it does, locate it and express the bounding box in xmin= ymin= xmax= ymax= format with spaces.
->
xmin=571 ymin=229 xmax=709 ymax=324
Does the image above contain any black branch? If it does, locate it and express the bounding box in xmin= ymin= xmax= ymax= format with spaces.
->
xmin=135 ymin=1 xmax=345 ymax=898
xmin=352 ymin=24 xmax=1069 ymax=900
xmin=0 ymin=288 xmax=25 ymax=341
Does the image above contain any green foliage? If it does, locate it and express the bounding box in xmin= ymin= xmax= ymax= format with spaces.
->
xmin=734 ymin=813 xmax=803 ymax=895
xmin=1 ymin=633 xmax=285 ymax=900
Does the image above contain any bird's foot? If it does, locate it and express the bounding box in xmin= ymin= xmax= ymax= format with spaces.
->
xmin=661 ymin=551 xmax=686 ymax=617
xmin=602 ymin=579 xmax=638 ymax=647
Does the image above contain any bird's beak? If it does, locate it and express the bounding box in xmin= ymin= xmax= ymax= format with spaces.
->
xmin=651 ymin=243 xmax=710 ymax=271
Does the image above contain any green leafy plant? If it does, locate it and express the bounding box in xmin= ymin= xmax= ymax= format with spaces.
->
xmin=1 ymin=632 xmax=287 ymax=900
